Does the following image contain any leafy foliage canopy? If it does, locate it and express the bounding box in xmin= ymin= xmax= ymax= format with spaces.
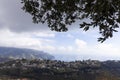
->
xmin=21 ymin=0 xmax=120 ymax=42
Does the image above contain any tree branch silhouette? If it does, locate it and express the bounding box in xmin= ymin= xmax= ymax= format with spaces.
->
xmin=21 ymin=0 xmax=120 ymax=42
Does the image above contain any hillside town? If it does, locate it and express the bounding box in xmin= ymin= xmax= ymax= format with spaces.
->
xmin=0 ymin=59 xmax=101 ymax=71
xmin=0 ymin=59 xmax=120 ymax=80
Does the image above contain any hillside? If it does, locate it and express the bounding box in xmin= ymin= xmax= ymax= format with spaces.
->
xmin=0 ymin=59 xmax=120 ymax=80
xmin=0 ymin=47 xmax=54 ymax=60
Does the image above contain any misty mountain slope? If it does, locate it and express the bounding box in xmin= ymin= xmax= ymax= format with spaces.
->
xmin=0 ymin=47 xmax=54 ymax=60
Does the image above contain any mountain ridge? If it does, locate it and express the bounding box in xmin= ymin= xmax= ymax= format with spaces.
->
xmin=0 ymin=46 xmax=54 ymax=60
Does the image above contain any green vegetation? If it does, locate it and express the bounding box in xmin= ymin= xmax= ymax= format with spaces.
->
xmin=21 ymin=0 xmax=120 ymax=42
xmin=0 ymin=59 xmax=120 ymax=80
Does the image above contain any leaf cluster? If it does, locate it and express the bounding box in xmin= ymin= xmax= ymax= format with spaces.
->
xmin=21 ymin=0 xmax=120 ymax=42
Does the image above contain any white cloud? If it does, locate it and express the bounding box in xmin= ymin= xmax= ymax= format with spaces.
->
xmin=58 ymin=46 xmax=66 ymax=51
xmin=56 ymin=46 xmax=74 ymax=54
xmin=75 ymin=43 xmax=120 ymax=60
xmin=0 ymin=29 xmax=120 ymax=61
xmin=0 ymin=29 xmax=56 ymax=52
xmin=0 ymin=29 xmax=41 ymax=49
xmin=67 ymin=46 xmax=73 ymax=51
xmin=75 ymin=39 xmax=87 ymax=52
xmin=33 ymin=32 xmax=55 ymax=38
xmin=61 ymin=39 xmax=120 ymax=60
xmin=94 ymin=43 xmax=120 ymax=57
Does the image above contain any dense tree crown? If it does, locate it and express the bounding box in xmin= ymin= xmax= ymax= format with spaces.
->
xmin=21 ymin=0 xmax=120 ymax=42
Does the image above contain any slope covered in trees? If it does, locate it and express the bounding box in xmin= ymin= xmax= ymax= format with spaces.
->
xmin=0 ymin=59 xmax=120 ymax=80
xmin=0 ymin=47 xmax=54 ymax=60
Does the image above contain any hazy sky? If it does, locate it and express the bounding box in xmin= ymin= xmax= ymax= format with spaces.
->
xmin=0 ymin=0 xmax=120 ymax=61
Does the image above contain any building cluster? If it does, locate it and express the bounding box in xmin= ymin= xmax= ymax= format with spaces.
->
xmin=0 ymin=59 xmax=101 ymax=72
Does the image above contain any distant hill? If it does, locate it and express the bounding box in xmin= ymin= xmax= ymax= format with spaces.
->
xmin=0 ymin=46 xmax=54 ymax=60
xmin=0 ymin=56 xmax=12 ymax=63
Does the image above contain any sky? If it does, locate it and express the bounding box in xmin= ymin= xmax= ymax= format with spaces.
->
xmin=0 ymin=0 xmax=120 ymax=61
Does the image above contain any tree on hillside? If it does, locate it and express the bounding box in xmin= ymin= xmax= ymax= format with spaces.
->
xmin=21 ymin=0 xmax=120 ymax=42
